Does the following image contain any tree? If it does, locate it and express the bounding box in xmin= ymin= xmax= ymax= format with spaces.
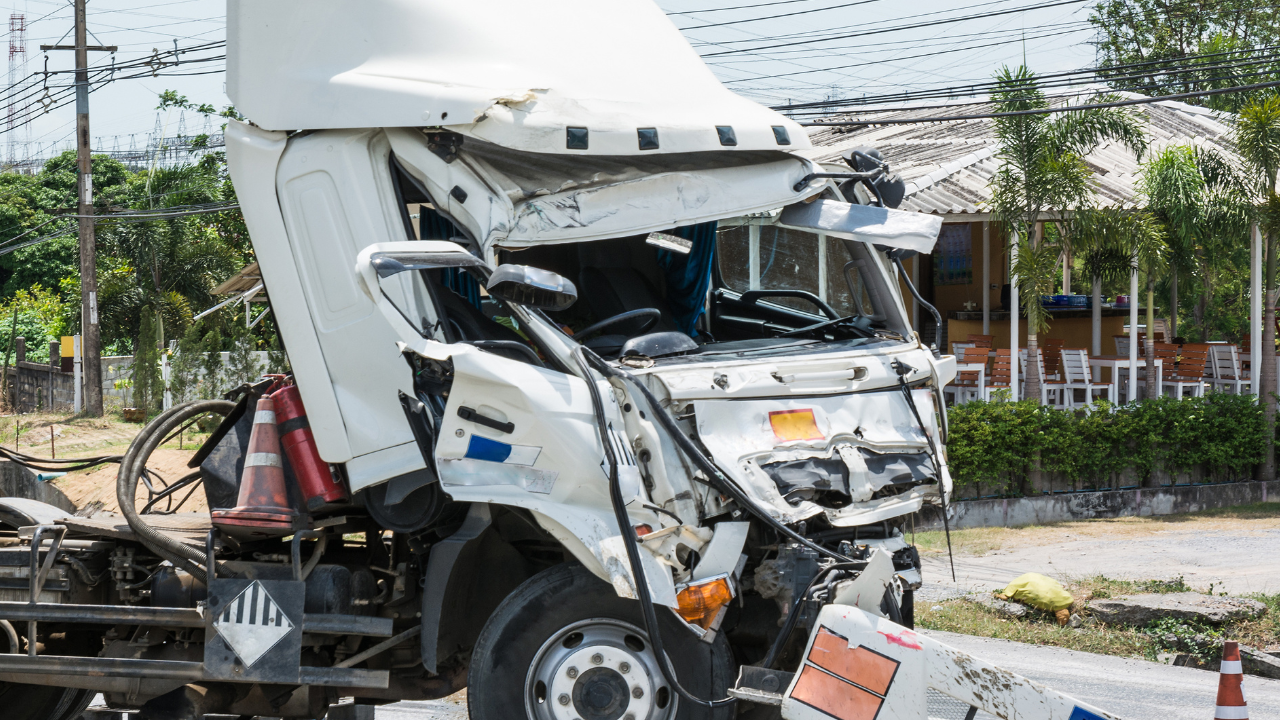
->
xmin=1139 ymin=145 xmax=1251 ymax=341
xmin=1233 ymin=93 xmax=1280 ymax=480
xmin=129 ymin=309 xmax=163 ymax=416
xmin=989 ymin=65 xmax=1147 ymax=401
xmin=1089 ymin=0 xmax=1280 ymax=112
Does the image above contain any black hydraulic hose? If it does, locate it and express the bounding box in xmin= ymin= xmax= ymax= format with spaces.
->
xmin=572 ymin=347 xmax=736 ymax=710
xmin=117 ymin=400 xmax=235 ymax=584
xmin=581 ymin=350 xmax=858 ymax=566
xmin=762 ymin=562 xmax=861 ymax=669
xmin=890 ymin=358 xmax=955 ymax=582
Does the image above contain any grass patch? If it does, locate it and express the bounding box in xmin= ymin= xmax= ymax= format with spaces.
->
xmin=918 ymin=576 xmax=1280 ymax=664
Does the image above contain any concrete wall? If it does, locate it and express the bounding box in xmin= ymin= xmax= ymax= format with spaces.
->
xmin=0 ymin=461 xmax=76 ymax=514
xmin=914 ymin=480 xmax=1279 ymax=530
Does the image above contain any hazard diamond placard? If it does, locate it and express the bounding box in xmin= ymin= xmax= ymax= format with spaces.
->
xmin=213 ymin=580 xmax=295 ymax=667
xmin=205 ymin=578 xmax=305 ymax=683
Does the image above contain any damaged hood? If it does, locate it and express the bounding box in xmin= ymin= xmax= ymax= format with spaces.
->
xmin=226 ymin=0 xmax=808 ymax=156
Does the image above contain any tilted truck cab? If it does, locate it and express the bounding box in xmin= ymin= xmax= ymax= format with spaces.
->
xmin=0 ymin=2 xmax=1121 ymax=719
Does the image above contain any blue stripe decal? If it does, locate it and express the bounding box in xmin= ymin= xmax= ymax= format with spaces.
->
xmin=466 ymin=435 xmax=513 ymax=463
xmin=1070 ymin=708 xmax=1105 ymax=720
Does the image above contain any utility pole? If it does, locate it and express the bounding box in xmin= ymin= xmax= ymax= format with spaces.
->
xmin=42 ymin=1 xmax=114 ymax=416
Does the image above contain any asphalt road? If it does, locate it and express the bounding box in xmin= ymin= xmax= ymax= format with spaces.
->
xmin=924 ymin=629 xmax=1280 ymax=720
xmin=363 ymin=631 xmax=1273 ymax=720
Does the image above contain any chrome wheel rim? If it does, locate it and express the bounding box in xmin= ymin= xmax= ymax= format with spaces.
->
xmin=525 ymin=618 xmax=676 ymax=720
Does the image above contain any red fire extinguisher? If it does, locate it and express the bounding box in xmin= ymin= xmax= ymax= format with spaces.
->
xmin=271 ymin=383 xmax=348 ymax=510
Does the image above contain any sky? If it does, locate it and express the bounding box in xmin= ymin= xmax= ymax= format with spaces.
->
xmin=4 ymin=0 xmax=1103 ymax=160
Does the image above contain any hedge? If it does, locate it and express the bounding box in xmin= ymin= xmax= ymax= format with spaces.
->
xmin=945 ymin=393 xmax=1267 ymax=495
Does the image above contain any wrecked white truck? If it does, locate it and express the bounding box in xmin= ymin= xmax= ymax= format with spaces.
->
xmin=0 ymin=1 xmax=1120 ymax=719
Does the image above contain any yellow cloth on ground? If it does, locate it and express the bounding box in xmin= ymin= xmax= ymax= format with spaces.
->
xmin=998 ymin=573 xmax=1074 ymax=612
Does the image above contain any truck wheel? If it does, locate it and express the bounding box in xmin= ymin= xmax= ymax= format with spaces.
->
xmin=468 ymin=563 xmax=734 ymax=720
xmin=0 ymin=683 xmax=92 ymax=720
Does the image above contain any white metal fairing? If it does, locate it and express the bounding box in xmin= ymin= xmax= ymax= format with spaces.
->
xmin=226 ymin=121 xmax=352 ymax=462
xmin=780 ymin=605 xmax=1120 ymax=720
xmin=227 ymin=0 xmax=808 ymax=156
xmin=228 ymin=121 xmax=429 ymax=489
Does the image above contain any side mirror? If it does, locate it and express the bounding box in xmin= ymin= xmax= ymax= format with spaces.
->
xmin=487 ymin=265 xmax=577 ymax=311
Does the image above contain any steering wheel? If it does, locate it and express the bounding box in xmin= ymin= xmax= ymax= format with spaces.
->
xmin=576 ymin=308 xmax=661 ymax=339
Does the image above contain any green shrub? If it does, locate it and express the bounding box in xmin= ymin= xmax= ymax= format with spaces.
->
xmin=946 ymin=394 xmax=1267 ymax=494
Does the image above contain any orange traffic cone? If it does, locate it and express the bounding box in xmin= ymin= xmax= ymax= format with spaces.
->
xmin=212 ymin=396 xmax=298 ymax=539
xmin=1215 ymin=641 xmax=1248 ymax=720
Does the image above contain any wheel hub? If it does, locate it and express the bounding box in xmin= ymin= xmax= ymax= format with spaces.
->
xmin=527 ymin=619 xmax=673 ymax=720
xmin=573 ymin=667 xmax=629 ymax=718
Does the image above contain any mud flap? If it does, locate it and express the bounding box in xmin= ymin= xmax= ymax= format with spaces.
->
xmin=779 ymin=605 xmax=1120 ymax=720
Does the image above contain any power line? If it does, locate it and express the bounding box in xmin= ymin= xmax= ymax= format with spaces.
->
xmin=665 ymin=0 xmax=822 ymax=15
xmin=676 ymin=0 xmax=885 ymax=30
xmin=721 ymin=26 xmax=1086 ymax=82
xmin=800 ymin=78 xmax=1280 ymax=126
xmin=697 ymin=0 xmax=1089 ymax=54
xmin=770 ymin=43 xmax=1280 ymax=110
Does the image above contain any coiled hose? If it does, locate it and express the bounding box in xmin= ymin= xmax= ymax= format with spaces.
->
xmin=117 ymin=399 xmax=235 ymax=585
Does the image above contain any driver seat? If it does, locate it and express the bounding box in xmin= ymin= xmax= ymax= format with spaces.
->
xmin=578 ymin=267 xmax=678 ymax=333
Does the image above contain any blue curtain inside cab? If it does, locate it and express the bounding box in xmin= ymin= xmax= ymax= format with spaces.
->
xmin=419 ymin=204 xmax=481 ymax=309
xmin=656 ymin=221 xmax=718 ymax=337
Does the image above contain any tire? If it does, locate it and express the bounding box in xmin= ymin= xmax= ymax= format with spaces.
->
xmin=0 ymin=683 xmax=93 ymax=720
xmin=468 ymin=563 xmax=735 ymax=720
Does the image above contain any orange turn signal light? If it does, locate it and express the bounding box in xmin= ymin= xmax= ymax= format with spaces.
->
xmin=769 ymin=409 xmax=824 ymax=442
xmin=676 ymin=577 xmax=734 ymax=630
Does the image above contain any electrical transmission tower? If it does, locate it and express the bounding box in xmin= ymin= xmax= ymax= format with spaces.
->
xmin=7 ymin=11 xmax=25 ymax=167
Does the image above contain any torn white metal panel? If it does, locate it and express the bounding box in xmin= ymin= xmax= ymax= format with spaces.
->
xmin=644 ymin=344 xmax=934 ymax=401
xmin=778 ymin=198 xmax=944 ymax=254
xmin=504 ymin=156 xmax=818 ymax=248
xmin=384 ymin=129 xmax=513 ymax=253
xmin=692 ymin=386 xmax=940 ymax=524
xmin=691 ymin=522 xmax=749 ymax=581
xmin=831 ymin=548 xmax=894 ymax=612
xmin=227 ymin=0 xmax=808 ymax=156
xmin=388 ymin=129 xmax=821 ymax=256
xmin=780 ymin=605 xmax=1121 ymax=720
xmin=272 ymin=128 xmax=426 ymax=485
xmin=225 ymin=120 xmax=353 ymax=462
xmin=432 ymin=350 xmax=676 ymax=601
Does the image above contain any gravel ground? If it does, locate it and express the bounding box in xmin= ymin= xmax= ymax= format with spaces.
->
xmin=920 ymin=525 xmax=1280 ymax=597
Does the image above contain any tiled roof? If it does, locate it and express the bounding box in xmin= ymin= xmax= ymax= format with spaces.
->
xmin=802 ymin=91 xmax=1236 ymax=217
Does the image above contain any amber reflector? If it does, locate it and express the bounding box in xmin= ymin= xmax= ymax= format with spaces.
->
xmin=769 ymin=409 xmax=823 ymax=442
xmin=676 ymin=577 xmax=734 ymax=629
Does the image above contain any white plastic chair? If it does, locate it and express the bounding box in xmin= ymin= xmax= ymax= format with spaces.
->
xmin=1062 ymin=348 xmax=1110 ymax=408
xmin=1209 ymin=345 xmax=1251 ymax=395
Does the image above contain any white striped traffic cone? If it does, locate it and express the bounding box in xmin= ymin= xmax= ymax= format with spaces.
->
xmin=1215 ymin=641 xmax=1248 ymax=720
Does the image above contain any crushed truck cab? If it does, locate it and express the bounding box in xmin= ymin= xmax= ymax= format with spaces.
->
xmin=0 ymin=2 xmax=1123 ymax=720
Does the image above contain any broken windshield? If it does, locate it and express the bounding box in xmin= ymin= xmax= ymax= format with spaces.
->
xmin=716 ymin=219 xmax=910 ymax=337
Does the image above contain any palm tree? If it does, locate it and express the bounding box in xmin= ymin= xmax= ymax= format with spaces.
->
xmin=97 ymin=162 xmax=242 ymax=350
xmin=1232 ymin=94 xmax=1280 ymax=481
xmin=989 ymin=65 xmax=1147 ymax=401
xmin=1139 ymin=145 xmax=1251 ymax=342
xmin=1070 ymin=208 xmax=1166 ymax=399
